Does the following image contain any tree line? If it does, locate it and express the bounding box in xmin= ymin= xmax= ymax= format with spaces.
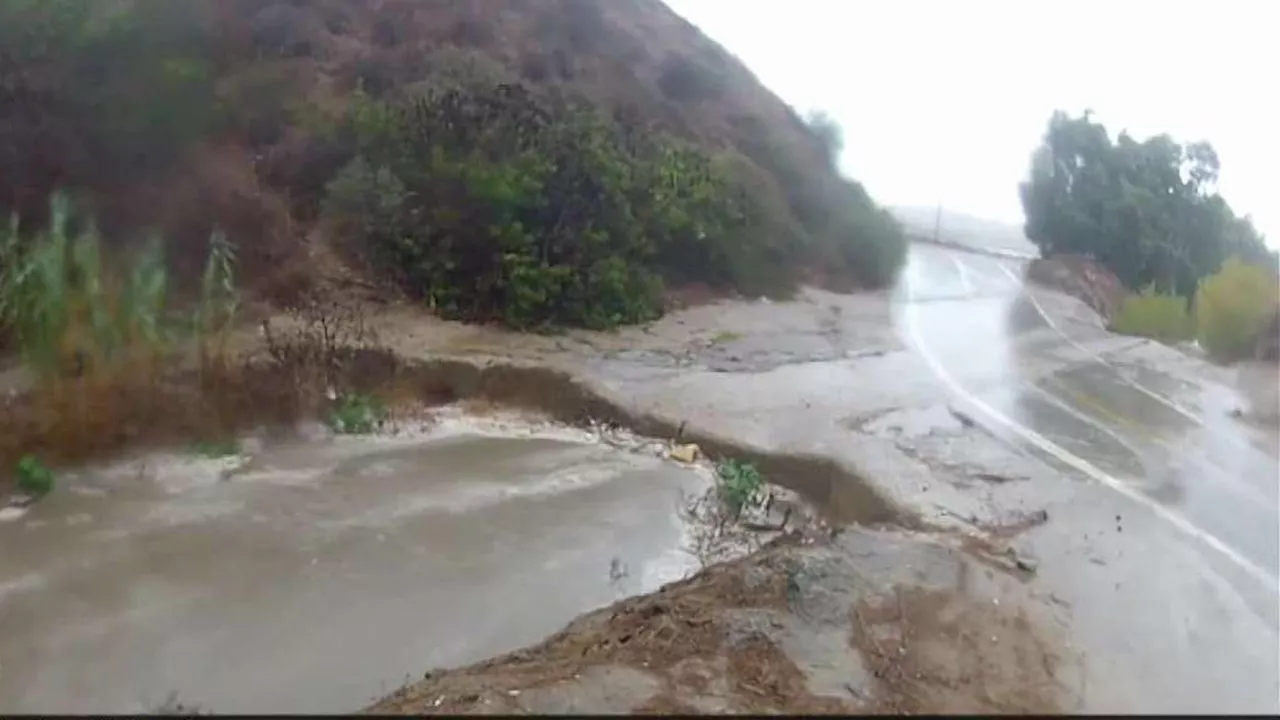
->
xmin=1020 ymin=110 xmax=1275 ymax=298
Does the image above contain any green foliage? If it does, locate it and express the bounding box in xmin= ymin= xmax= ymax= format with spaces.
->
xmin=326 ymin=82 xmax=772 ymax=329
xmin=828 ymin=201 xmax=909 ymax=288
xmin=15 ymin=454 xmax=55 ymax=496
xmin=715 ymin=458 xmax=764 ymax=517
xmin=0 ymin=195 xmax=171 ymax=381
xmin=804 ymin=109 xmax=844 ymax=168
xmin=1111 ymin=286 xmax=1194 ymax=343
xmin=0 ymin=0 xmax=220 ymax=190
xmin=191 ymin=438 xmax=241 ymax=458
xmin=733 ymin=119 xmax=906 ymax=289
xmin=1195 ymin=257 xmax=1279 ymax=362
xmin=1020 ymin=111 xmax=1274 ymax=297
xmin=0 ymin=193 xmax=239 ymax=383
xmin=328 ymin=393 xmax=388 ymax=435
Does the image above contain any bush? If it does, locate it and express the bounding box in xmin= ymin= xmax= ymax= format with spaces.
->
xmin=1111 ymin=285 xmax=1194 ymax=343
xmin=328 ymin=392 xmax=388 ymax=434
xmin=729 ymin=120 xmax=907 ymax=289
xmin=16 ymin=455 xmax=55 ymax=496
xmin=325 ymin=82 xmax=771 ymax=329
xmin=715 ymin=459 xmax=763 ymax=517
xmin=1195 ymin=257 xmax=1279 ymax=362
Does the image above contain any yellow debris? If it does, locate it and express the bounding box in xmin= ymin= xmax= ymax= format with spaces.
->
xmin=669 ymin=443 xmax=700 ymax=463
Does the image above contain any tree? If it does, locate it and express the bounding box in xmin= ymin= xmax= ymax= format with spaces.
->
xmin=1019 ymin=111 xmax=1272 ymax=297
xmin=804 ymin=109 xmax=843 ymax=168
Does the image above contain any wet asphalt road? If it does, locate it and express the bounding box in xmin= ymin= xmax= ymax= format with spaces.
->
xmin=899 ymin=243 xmax=1280 ymax=712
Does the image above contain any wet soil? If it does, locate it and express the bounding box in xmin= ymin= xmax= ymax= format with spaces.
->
xmin=367 ymin=527 xmax=1068 ymax=715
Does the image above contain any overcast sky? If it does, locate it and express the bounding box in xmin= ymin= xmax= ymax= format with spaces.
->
xmin=662 ymin=0 xmax=1277 ymax=245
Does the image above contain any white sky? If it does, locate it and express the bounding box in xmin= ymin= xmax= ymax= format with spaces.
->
xmin=662 ymin=0 xmax=1278 ymax=246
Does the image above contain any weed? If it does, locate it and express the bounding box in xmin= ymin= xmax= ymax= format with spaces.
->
xmin=716 ymin=458 xmax=764 ymax=517
xmin=15 ymin=454 xmax=55 ymax=496
xmin=328 ymin=392 xmax=388 ymax=435
xmin=709 ymin=330 xmax=741 ymax=345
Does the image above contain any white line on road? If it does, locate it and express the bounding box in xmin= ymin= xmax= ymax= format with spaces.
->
xmin=901 ymin=267 xmax=1279 ymax=593
xmin=988 ymin=260 xmax=1221 ymax=430
xmin=948 ymin=253 xmax=976 ymax=296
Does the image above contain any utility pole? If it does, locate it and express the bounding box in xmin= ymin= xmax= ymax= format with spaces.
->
xmin=933 ymin=202 xmax=943 ymax=243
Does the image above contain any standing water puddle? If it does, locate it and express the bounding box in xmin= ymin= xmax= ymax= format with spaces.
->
xmin=0 ymin=414 xmax=709 ymax=713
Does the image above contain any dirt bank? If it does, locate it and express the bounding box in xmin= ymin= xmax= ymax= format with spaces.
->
xmin=1025 ymin=254 xmax=1126 ymax=322
xmin=367 ymin=527 xmax=1069 ymax=715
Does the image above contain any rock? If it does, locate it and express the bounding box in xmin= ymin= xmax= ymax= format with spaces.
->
xmin=8 ymin=493 xmax=36 ymax=508
xmin=0 ymin=506 xmax=27 ymax=522
xmin=669 ymin=443 xmax=700 ymax=464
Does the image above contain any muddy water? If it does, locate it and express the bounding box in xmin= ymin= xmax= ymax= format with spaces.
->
xmin=0 ymin=418 xmax=708 ymax=713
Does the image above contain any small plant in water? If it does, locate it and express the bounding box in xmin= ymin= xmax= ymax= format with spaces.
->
xmin=715 ymin=458 xmax=763 ymax=517
xmin=16 ymin=454 xmax=55 ymax=496
xmin=328 ymin=392 xmax=388 ymax=435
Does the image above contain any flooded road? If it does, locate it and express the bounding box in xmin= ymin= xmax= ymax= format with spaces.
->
xmin=0 ymin=420 xmax=706 ymax=713
xmin=898 ymin=243 xmax=1280 ymax=712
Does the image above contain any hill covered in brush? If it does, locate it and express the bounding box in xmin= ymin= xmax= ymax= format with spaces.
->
xmin=0 ymin=0 xmax=905 ymax=328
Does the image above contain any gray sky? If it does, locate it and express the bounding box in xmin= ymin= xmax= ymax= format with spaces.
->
xmin=663 ymin=0 xmax=1277 ymax=246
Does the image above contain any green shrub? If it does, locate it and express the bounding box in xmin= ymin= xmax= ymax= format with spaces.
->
xmin=328 ymin=393 xmax=388 ymax=435
xmin=1195 ymin=257 xmax=1279 ymax=362
xmin=715 ymin=459 xmax=764 ymax=517
xmin=16 ymin=455 xmax=55 ymax=496
xmin=1111 ymin=285 xmax=1194 ymax=343
xmin=730 ymin=121 xmax=907 ymax=289
xmin=828 ymin=201 xmax=908 ymax=288
xmin=325 ymin=82 xmax=769 ymax=330
xmin=0 ymin=194 xmax=239 ymax=384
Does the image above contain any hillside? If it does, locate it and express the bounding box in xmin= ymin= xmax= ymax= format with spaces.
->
xmin=1 ymin=0 xmax=906 ymax=326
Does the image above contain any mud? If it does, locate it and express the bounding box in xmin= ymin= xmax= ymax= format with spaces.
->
xmin=3 ymin=244 xmax=1276 ymax=715
xmin=0 ymin=414 xmax=729 ymax=713
xmin=367 ymin=528 xmax=1069 ymax=715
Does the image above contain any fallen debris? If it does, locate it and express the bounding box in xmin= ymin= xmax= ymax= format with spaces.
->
xmin=669 ymin=443 xmax=701 ymax=464
xmin=971 ymin=472 xmax=1028 ymax=485
xmin=948 ymin=406 xmax=978 ymax=429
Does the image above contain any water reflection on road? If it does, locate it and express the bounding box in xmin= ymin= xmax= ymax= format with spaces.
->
xmin=897 ymin=243 xmax=1280 ymax=712
xmin=899 ymin=245 xmax=1278 ymax=572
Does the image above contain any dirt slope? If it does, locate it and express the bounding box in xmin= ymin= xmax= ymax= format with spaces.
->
xmin=367 ymin=528 xmax=1071 ymax=715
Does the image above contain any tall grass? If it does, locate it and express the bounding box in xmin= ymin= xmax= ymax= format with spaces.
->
xmin=0 ymin=193 xmax=242 ymax=467
xmin=0 ymin=195 xmax=172 ymax=383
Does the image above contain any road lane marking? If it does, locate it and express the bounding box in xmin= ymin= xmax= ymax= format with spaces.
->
xmin=948 ymin=253 xmax=976 ymax=296
xmin=987 ymin=260 xmax=1224 ymax=429
xmin=900 ymin=265 xmax=1278 ymax=592
xmin=1025 ymin=380 xmax=1270 ymax=507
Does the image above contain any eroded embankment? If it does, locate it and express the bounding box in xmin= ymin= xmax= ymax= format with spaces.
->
xmin=0 ymin=340 xmax=1072 ymax=715
xmin=372 ymin=355 xmax=903 ymax=529
xmin=365 ymin=524 xmax=1070 ymax=715
xmin=2 ymin=347 xmax=897 ymax=530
